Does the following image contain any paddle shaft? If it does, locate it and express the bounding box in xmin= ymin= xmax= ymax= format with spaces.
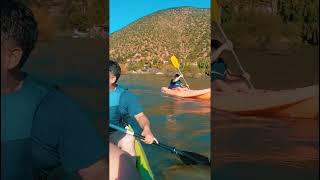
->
xmin=217 ymin=7 xmax=255 ymax=90
xmin=110 ymin=124 xmax=180 ymax=154
xmin=177 ymin=68 xmax=190 ymax=89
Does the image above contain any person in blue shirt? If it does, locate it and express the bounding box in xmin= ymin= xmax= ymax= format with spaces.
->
xmin=109 ymin=60 xmax=158 ymax=159
xmin=211 ymin=39 xmax=251 ymax=93
xmin=168 ymin=73 xmax=188 ymax=91
xmin=1 ymin=1 xmax=139 ymax=179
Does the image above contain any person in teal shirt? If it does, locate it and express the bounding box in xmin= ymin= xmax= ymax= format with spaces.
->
xmin=109 ymin=60 xmax=158 ymax=159
xmin=168 ymin=74 xmax=188 ymax=90
xmin=1 ymin=1 xmax=139 ymax=179
xmin=211 ymin=39 xmax=251 ymax=93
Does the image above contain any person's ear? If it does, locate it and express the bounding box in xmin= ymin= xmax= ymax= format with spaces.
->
xmin=8 ymin=47 xmax=23 ymax=69
xmin=110 ymin=76 xmax=116 ymax=84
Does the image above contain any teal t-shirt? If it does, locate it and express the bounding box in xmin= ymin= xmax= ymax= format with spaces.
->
xmin=1 ymin=75 xmax=107 ymax=180
xmin=109 ymin=86 xmax=143 ymax=132
xmin=168 ymin=79 xmax=183 ymax=89
xmin=212 ymin=58 xmax=227 ymax=81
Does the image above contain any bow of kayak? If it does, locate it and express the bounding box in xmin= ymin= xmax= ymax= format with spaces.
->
xmin=213 ymin=85 xmax=319 ymax=119
xmin=161 ymin=87 xmax=211 ymax=100
xmin=128 ymin=125 xmax=155 ymax=180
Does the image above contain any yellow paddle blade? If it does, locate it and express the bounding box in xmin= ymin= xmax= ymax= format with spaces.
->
xmin=212 ymin=0 xmax=219 ymax=22
xmin=170 ymin=55 xmax=180 ymax=69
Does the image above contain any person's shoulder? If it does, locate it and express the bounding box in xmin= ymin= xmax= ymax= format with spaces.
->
xmin=119 ymin=88 xmax=138 ymax=103
xmin=215 ymin=58 xmax=225 ymax=63
xmin=25 ymin=75 xmax=79 ymax=107
xmin=121 ymin=89 xmax=135 ymax=98
xmin=25 ymin=75 xmax=59 ymax=93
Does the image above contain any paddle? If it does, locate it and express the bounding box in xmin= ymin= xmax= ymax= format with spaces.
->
xmin=170 ymin=55 xmax=190 ymax=89
xmin=110 ymin=123 xmax=210 ymax=166
xmin=214 ymin=1 xmax=255 ymax=91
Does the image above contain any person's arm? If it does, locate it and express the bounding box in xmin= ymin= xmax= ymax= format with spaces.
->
xmin=225 ymin=69 xmax=242 ymax=80
xmin=212 ymin=45 xmax=227 ymax=63
xmin=172 ymin=75 xmax=182 ymax=83
xmin=121 ymin=92 xmax=158 ymax=144
xmin=134 ymin=112 xmax=157 ymax=144
xmin=211 ymin=40 xmax=233 ymax=63
xmin=226 ymin=69 xmax=251 ymax=81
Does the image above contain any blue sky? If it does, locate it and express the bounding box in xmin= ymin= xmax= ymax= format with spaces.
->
xmin=110 ymin=0 xmax=210 ymax=34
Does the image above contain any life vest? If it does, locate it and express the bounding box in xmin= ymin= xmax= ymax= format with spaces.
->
xmin=212 ymin=58 xmax=227 ymax=81
xmin=169 ymin=79 xmax=183 ymax=89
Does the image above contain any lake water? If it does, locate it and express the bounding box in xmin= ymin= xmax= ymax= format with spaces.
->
xmin=212 ymin=47 xmax=319 ymax=180
xmin=118 ymin=74 xmax=211 ymax=179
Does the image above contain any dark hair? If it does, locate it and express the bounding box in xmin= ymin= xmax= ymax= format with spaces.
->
xmin=211 ymin=39 xmax=222 ymax=50
xmin=1 ymin=0 xmax=38 ymax=68
xmin=109 ymin=60 xmax=121 ymax=83
xmin=174 ymin=74 xmax=180 ymax=78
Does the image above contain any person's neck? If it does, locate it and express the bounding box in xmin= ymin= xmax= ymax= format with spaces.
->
xmin=110 ymin=84 xmax=117 ymax=91
xmin=1 ymin=70 xmax=25 ymax=94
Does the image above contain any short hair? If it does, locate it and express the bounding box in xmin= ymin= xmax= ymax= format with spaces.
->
xmin=211 ymin=39 xmax=222 ymax=50
xmin=109 ymin=60 xmax=121 ymax=83
xmin=1 ymin=0 xmax=38 ymax=68
xmin=174 ymin=74 xmax=180 ymax=78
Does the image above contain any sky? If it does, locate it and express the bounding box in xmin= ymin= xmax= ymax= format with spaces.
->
xmin=110 ymin=0 xmax=210 ymax=34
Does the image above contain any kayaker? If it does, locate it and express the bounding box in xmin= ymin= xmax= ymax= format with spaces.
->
xmin=1 ymin=1 xmax=138 ymax=179
xmin=168 ymin=74 xmax=188 ymax=91
xmin=211 ymin=39 xmax=251 ymax=93
xmin=109 ymin=60 xmax=158 ymax=160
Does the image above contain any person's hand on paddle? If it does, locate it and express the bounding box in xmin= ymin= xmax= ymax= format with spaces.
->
xmin=242 ymin=72 xmax=251 ymax=80
xmin=141 ymin=126 xmax=158 ymax=144
xmin=221 ymin=40 xmax=233 ymax=51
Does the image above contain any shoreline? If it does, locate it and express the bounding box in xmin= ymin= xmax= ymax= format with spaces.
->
xmin=124 ymin=69 xmax=208 ymax=79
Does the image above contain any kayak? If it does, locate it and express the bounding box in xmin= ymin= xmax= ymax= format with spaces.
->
xmin=128 ymin=125 xmax=155 ymax=180
xmin=161 ymin=87 xmax=211 ymax=100
xmin=213 ymin=85 xmax=319 ymax=119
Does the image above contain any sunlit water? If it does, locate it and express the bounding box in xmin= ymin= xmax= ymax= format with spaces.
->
xmin=119 ymin=74 xmax=211 ymax=179
xmin=212 ymin=47 xmax=319 ymax=180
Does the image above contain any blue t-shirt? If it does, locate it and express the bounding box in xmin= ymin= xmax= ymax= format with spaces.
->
xmin=1 ymin=75 xmax=107 ymax=180
xmin=109 ymin=86 xmax=143 ymax=132
xmin=212 ymin=58 xmax=227 ymax=81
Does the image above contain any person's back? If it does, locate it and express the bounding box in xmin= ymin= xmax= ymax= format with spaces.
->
xmin=211 ymin=58 xmax=227 ymax=81
xmin=168 ymin=74 xmax=184 ymax=89
xmin=1 ymin=74 xmax=107 ymax=179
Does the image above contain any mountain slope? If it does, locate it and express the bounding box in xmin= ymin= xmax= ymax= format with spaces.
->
xmin=110 ymin=7 xmax=211 ymax=76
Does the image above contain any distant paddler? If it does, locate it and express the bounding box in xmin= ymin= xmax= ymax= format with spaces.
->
xmin=168 ymin=73 xmax=188 ymax=91
xmin=211 ymin=39 xmax=251 ymax=93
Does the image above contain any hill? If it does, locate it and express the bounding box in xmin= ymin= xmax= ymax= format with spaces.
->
xmin=110 ymin=7 xmax=211 ymax=77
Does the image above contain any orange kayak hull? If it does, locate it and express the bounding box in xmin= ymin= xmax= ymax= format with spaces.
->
xmin=161 ymin=87 xmax=211 ymax=100
xmin=213 ymin=85 xmax=319 ymax=119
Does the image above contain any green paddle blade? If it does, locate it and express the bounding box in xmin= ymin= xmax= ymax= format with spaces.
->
xmin=170 ymin=55 xmax=180 ymax=69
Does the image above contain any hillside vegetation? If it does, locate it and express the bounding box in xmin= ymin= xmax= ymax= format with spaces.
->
xmin=215 ymin=0 xmax=319 ymax=49
xmin=110 ymin=7 xmax=211 ymax=77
